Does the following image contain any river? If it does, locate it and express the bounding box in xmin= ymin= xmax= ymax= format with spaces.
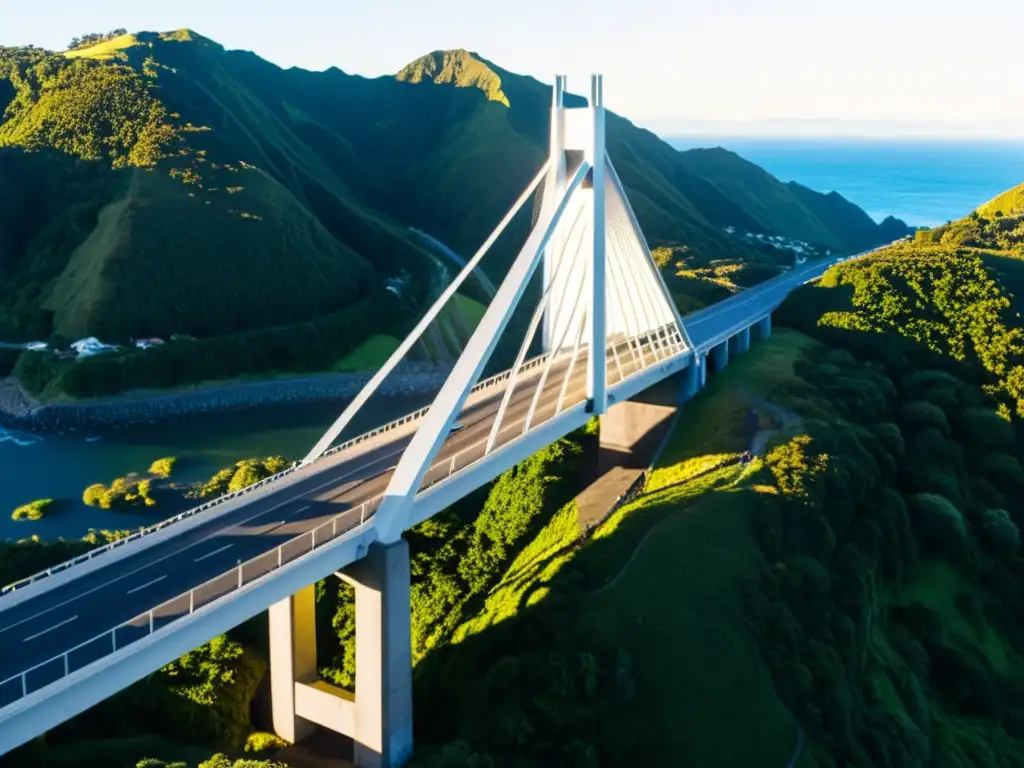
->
xmin=0 ymin=393 xmax=427 ymax=542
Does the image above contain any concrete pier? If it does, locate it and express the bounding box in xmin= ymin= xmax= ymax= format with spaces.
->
xmin=729 ymin=326 xmax=751 ymax=356
xmin=711 ymin=340 xmax=729 ymax=372
xmin=269 ymin=585 xmax=319 ymax=744
xmin=753 ymin=314 xmax=772 ymax=340
xmin=344 ymin=540 xmax=414 ymax=768
xmin=269 ymin=540 xmax=413 ymax=768
xmin=680 ymin=354 xmax=704 ymax=402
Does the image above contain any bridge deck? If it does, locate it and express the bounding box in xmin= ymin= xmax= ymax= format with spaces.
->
xmin=0 ymin=251 xmax=854 ymax=709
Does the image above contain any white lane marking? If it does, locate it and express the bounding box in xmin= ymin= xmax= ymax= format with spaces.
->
xmin=23 ymin=615 xmax=77 ymax=643
xmin=0 ymin=279 xmax=803 ymax=638
xmin=126 ymin=575 xmax=167 ymax=595
xmin=0 ymin=457 xmax=395 ymax=635
xmin=194 ymin=543 xmax=233 ymax=563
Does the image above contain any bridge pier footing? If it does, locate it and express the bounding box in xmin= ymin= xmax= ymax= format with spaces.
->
xmin=269 ymin=540 xmax=414 ymax=768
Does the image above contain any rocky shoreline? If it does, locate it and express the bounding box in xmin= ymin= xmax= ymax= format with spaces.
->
xmin=0 ymin=365 xmax=450 ymax=434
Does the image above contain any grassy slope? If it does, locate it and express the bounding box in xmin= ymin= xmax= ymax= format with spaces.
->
xmin=47 ymin=163 xmax=374 ymax=340
xmin=426 ymin=269 xmax=1024 ymax=765
xmin=979 ymin=182 xmax=1024 ymax=217
xmin=442 ymin=331 xmax=815 ymax=765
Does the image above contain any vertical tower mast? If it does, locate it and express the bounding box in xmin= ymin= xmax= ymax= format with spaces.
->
xmin=542 ymin=75 xmax=567 ymax=351
xmin=586 ymin=75 xmax=608 ymax=412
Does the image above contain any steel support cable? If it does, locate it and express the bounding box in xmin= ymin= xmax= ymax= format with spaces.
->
xmin=609 ymin=197 xmax=666 ymax=365
xmin=302 ymin=160 xmax=553 ymax=465
xmin=607 ymin=157 xmax=696 ymax=351
xmin=607 ymin=178 xmax=677 ymax=360
xmin=523 ymin=211 xmax=592 ymax=433
xmin=614 ymin=195 xmax=676 ymax=361
xmin=556 ymin=307 xmax=589 ymax=415
xmin=485 ymin=199 xmax=588 ymax=454
xmin=607 ymin=322 xmax=625 ymax=385
xmin=604 ymin=204 xmax=650 ymax=374
xmin=607 ymin=196 xmax=664 ymax=365
xmin=605 ymin=198 xmax=647 ymax=371
xmin=616 ymin=199 xmax=673 ymax=360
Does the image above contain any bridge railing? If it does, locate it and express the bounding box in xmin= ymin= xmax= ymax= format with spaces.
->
xmin=0 ymin=494 xmax=384 ymax=709
xmin=0 ymin=463 xmax=304 ymax=595
xmin=320 ymin=352 xmax=552 ymax=461
xmin=0 ymin=402 xmax=551 ymax=708
xmin=0 ymin=330 xmax=684 ymax=705
xmin=1 ymin=353 xmax=556 ymax=596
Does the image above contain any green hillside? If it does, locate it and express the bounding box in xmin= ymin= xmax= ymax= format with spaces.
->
xmin=408 ymin=193 xmax=1024 ymax=765
xmin=678 ymin=147 xmax=908 ymax=251
xmin=0 ymin=32 xmax=906 ymax=398
xmin=979 ymin=182 xmax=1024 ymax=218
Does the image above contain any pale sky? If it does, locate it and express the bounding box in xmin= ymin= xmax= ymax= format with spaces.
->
xmin=5 ymin=0 xmax=1024 ymax=136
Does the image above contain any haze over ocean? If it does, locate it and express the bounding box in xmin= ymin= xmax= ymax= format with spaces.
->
xmin=666 ymin=137 xmax=1024 ymax=228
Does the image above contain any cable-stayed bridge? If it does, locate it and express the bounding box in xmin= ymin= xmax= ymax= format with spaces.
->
xmin=0 ymin=76 xmax=884 ymax=766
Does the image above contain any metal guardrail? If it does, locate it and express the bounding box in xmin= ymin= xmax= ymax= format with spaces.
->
xmin=320 ymin=352 xmax=551 ymax=461
xmin=1 ymin=352 xmax=555 ymax=595
xmin=4 ymin=245 xmax=883 ymax=596
xmin=0 ymin=384 xmax=567 ymax=707
xmin=0 ymin=327 xmax=683 ymax=706
xmin=0 ymin=495 xmax=381 ymax=707
xmin=1 ymin=464 xmax=303 ymax=594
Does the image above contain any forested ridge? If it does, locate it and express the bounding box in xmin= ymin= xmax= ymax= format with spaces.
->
xmin=0 ymin=30 xmax=906 ymax=400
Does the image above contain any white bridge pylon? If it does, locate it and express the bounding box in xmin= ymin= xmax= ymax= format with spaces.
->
xmin=303 ymin=75 xmax=693 ymax=543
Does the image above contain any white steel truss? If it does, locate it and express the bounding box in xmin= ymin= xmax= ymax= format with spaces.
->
xmin=303 ymin=75 xmax=691 ymax=543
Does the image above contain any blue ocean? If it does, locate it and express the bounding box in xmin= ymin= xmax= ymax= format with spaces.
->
xmin=666 ymin=137 xmax=1024 ymax=228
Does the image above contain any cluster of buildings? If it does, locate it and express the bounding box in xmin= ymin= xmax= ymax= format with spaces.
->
xmin=19 ymin=337 xmax=167 ymax=360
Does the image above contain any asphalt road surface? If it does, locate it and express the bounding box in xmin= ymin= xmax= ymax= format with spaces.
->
xmin=0 ymin=253 xmax=838 ymax=701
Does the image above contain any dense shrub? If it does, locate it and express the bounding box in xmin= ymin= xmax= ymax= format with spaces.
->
xmin=194 ymin=457 xmax=291 ymax=499
xmin=981 ymin=508 xmax=1021 ymax=561
xmin=900 ymin=401 xmax=951 ymax=437
xmin=11 ymin=498 xmax=53 ymax=521
xmin=907 ymin=493 xmax=968 ymax=560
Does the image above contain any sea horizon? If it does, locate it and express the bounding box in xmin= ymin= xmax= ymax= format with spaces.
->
xmin=664 ymin=135 xmax=1024 ymax=228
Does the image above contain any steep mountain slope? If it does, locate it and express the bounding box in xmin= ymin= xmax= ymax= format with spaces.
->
xmin=787 ymin=182 xmax=909 ymax=252
xmin=0 ymin=32 xmax=906 ymax=397
xmin=677 ymin=147 xmax=909 ymax=251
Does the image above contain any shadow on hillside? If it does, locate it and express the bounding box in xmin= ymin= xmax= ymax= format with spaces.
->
xmin=410 ymin=475 xmax=769 ymax=762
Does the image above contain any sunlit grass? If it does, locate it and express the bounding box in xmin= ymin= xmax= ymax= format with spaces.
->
xmin=64 ymin=33 xmax=141 ymax=60
xmin=332 ymin=334 xmax=401 ymax=373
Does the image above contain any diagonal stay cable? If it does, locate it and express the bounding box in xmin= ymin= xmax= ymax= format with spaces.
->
xmin=523 ymin=209 xmax=592 ymax=433
xmin=485 ymin=198 xmax=587 ymax=454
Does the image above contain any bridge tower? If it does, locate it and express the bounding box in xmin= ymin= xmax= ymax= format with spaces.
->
xmin=270 ymin=74 xmax=693 ymax=767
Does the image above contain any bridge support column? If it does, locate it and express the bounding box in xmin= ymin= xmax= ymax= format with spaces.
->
xmin=680 ymin=354 xmax=704 ymax=402
xmin=729 ymin=326 xmax=751 ymax=356
xmin=711 ymin=341 xmax=729 ymax=372
xmin=269 ymin=585 xmax=319 ymax=744
xmin=753 ymin=314 xmax=772 ymax=340
xmin=269 ymin=542 xmax=413 ymax=768
xmin=342 ymin=539 xmax=414 ymax=768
